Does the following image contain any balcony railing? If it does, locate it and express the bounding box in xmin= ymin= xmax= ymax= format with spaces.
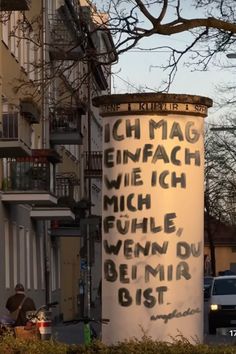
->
xmin=84 ymin=151 xmax=102 ymax=178
xmin=2 ymin=156 xmax=55 ymax=194
xmin=48 ymin=11 xmax=84 ymax=60
xmin=0 ymin=111 xmax=31 ymax=157
xmin=56 ymin=172 xmax=79 ymax=201
xmin=50 ymin=107 xmax=83 ymax=145
xmin=0 ymin=0 xmax=30 ymax=11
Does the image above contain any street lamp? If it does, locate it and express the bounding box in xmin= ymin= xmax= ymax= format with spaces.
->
xmin=226 ymin=53 xmax=236 ymax=59
xmin=210 ymin=54 xmax=236 ymax=132
xmin=211 ymin=54 xmax=236 ymax=132
xmin=211 ymin=127 xmax=236 ymax=132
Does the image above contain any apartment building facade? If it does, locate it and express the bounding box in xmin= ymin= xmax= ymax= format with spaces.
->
xmin=0 ymin=0 xmax=116 ymax=321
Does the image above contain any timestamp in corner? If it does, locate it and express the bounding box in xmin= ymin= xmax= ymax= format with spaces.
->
xmin=228 ymin=329 xmax=236 ymax=336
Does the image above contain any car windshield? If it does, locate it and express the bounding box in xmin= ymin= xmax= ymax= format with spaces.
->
xmin=212 ymin=278 xmax=236 ymax=295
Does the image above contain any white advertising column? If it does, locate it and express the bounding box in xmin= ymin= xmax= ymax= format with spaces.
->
xmin=93 ymin=93 xmax=213 ymax=345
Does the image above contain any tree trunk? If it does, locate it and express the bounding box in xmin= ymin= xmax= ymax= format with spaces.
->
xmin=205 ymin=213 xmax=216 ymax=276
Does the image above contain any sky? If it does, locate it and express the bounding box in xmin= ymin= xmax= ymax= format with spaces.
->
xmin=111 ymin=49 xmax=236 ymax=122
xmin=112 ymin=48 xmax=230 ymax=97
xmin=102 ymin=1 xmax=236 ymax=123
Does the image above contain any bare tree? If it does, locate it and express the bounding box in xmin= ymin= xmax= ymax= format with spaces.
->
xmin=92 ymin=0 xmax=236 ymax=90
xmin=3 ymin=1 xmax=236 ymax=92
xmin=1 ymin=2 xmax=118 ymax=107
xmin=205 ymin=120 xmax=236 ymax=274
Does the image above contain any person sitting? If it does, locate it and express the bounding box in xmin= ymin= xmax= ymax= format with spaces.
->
xmin=6 ymin=283 xmax=36 ymax=327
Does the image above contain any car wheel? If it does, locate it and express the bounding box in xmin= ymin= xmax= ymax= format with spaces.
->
xmin=208 ymin=320 xmax=216 ymax=335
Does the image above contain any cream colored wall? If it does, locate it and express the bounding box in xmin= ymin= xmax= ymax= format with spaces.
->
xmin=48 ymin=2 xmax=86 ymax=320
xmin=204 ymin=245 xmax=236 ymax=275
xmin=57 ymin=146 xmax=81 ymax=319
xmin=2 ymin=46 xmax=26 ymax=103
xmin=1 ymin=0 xmax=103 ymax=322
xmin=2 ymin=0 xmax=41 ymax=102
xmin=1 ymin=6 xmax=42 ymax=195
xmin=1 ymin=3 xmax=42 ymax=147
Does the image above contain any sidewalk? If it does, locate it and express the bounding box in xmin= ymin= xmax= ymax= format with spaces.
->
xmin=52 ymin=298 xmax=102 ymax=345
xmin=52 ymin=322 xmax=84 ymax=345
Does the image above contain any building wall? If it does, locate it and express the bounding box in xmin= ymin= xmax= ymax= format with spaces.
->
xmin=0 ymin=0 xmax=113 ymax=321
xmin=0 ymin=1 xmax=61 ymax=315
xmin=60 ymin=237 xmax=80 ymax=321
xmin=204 ymin=245 xmax=236 ymax=275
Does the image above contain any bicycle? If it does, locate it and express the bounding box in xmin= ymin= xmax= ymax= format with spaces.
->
xmin=26 ymin=301 xmax=58 ymax=340
xmin=64 ymin=316 xmax=109 ymax=344
xmin=0 ymin=315 xmax=15 ymax=337
xmin=0 ymin=302 xmax=58 ymax=340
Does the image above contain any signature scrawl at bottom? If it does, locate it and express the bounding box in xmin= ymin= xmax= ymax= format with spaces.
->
xmin=150 ymin=307 xmax=201 ymax=323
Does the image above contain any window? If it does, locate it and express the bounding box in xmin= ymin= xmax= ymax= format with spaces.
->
xmin=34 ymin=45 xmax=40 ymax=83
xmin=32 ymin=230 xmax=38 ymax=290
xmin=4 ymin=220 xmax=10 ymax=288
xmin=28 ymin=39 xmax=35 ymax=81
xmin=10 ymin=12 xmax=19 ymax=58
xmin=2 ymin=17 xmax=9 ymax=46
xmin=15 ymin=13 xmax=19 ymax=60
xmin=20 ymin=33 xmax=29 ymax=72
xmin=48 ymin=0 xmax=55 ymax=14
xmin=58 ymin=248 xmax=61 ymax=289
xmin=2 ymin=112 xmax=18 ymax=139
xmin=12 ymin=223 xmax=17 ymax=286
xmin=51 ymin=243 xmax=59 ymax=291
xmin=213 ymin=278 xmax=236 ymax=295
xmin=31 ymin=128 xmax=35 ymax=149
xmin=26 ymin=230 xmax=31 ymax=289
xmin=19 ymin=225 xmax=26 ymax=286
xmin=2 ymin=103 xmax=20 ymax=139
xmin=40 ymin=233 xmax=45 ymax=289
xmin=230 ymin=263 xmax=236 ymax=274
xmin=51 ymin=248 xmax=56 ymax=291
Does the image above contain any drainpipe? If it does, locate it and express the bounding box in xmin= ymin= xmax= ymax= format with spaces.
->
xmin=42 ymin=0 xmax=50 ymax=304
xmin=87 ymin=61 xmax=91 ymax=212
xmin=86 ymin=59 xmax=92 ymax=316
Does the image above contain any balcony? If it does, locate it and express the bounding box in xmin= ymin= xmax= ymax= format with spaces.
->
xmin=56 ymin=172 xmax=79 ymax=201
xmin=50 ymin=221 xmax=81 ymax=237
xmin=28 ymin=172 xmax=79 ymax=219
xmin=50 ymin=107 xmax=84 ymax=145
xmin=1 ymin=154 xmax=58 ymax=206
xmin=20 ymin=99 xmax=40 ymax=124
xmin=84 ymin=151 xmax=102 ymax=178
xmin=0 ymin=111 xmax=32 ymax=157
xmin=91 ymin=61 xmax=108 ymax=91
xmin=46 ymin=172 xmax=80 ymax=235
xmin=50 ymin=215 xmax=101 ymax=238
xmin=0 ymin=0 xmax=30 ymax=11
xmin=30 ymin=207 xmax=75 ymax=221
xmin=48 ymin=6 xmax=85 ymax=61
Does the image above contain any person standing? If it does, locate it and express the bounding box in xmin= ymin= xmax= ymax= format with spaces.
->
xmin=6 ymin=283 xmax=36 ymax=326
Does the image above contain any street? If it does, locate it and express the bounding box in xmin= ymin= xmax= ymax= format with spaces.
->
xmin=51 ymin=300 xmax=236 ymax=346
xmin=204 ymin=299 xmax=236 ymax=345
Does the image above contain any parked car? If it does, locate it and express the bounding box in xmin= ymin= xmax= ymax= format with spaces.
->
xmin=204 ymin=276 xmax=213 ymax=300
xmin=208 ymin=275 xmax=236 ymax=334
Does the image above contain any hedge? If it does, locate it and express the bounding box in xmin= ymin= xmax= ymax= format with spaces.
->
xmin=1 ymin=334 xmax=236 ymax=354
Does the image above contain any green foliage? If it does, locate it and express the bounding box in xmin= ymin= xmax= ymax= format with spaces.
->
xmin=1 ymin=334 xmax=236 ymax=354
xmin=0 ymin=335 xmax=68 ymax=354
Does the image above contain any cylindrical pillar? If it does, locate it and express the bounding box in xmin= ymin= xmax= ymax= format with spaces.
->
xmin=93 ymin=93 xmax=212 ymax=344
